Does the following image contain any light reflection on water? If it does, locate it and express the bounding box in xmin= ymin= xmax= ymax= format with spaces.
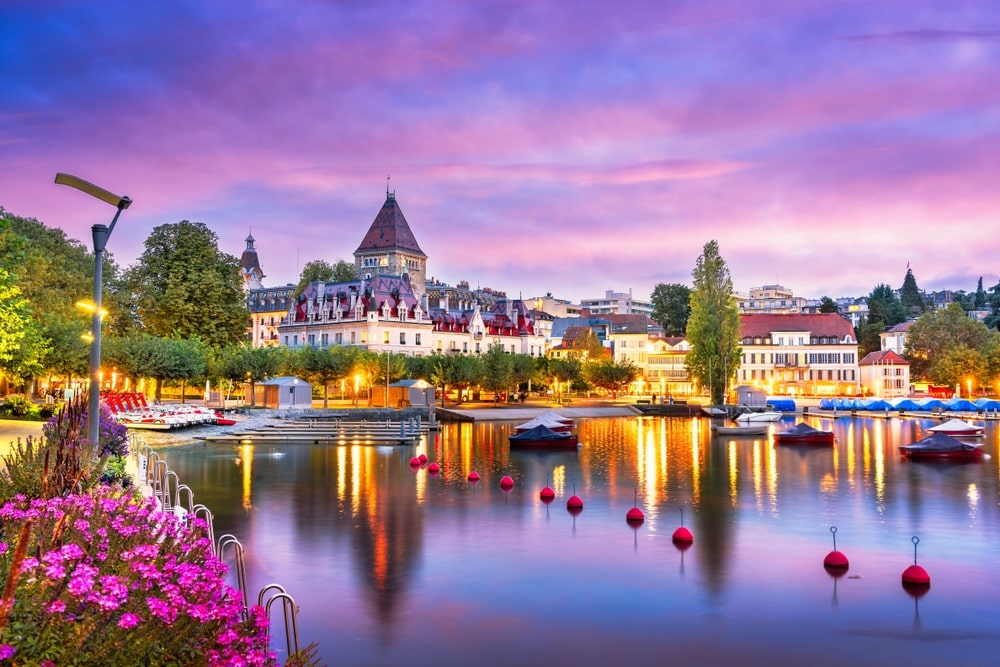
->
xmin=157 ymin=415 xmax=1000 ymax=667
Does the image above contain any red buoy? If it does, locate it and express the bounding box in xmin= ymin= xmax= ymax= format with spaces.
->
xmin=672 ymin=506 xmax=693 ymax=543
xmin=902 ymin=564 xmax=930 ymax=587
xmin=823 ymin=526 xmax=849 ymax=571
xmin=418 ymin=453 xmax=428 ymax=464
xmin=500 ymin=475 xmax=514 ymax=490
xmin=567 ymin=495 xmax=584 ymax=510
xmin=540 ymin=486 xmax=555 ymax=502
xmin=626 ymin=489 xmax=644 ymax=523
xmin=427 ymin=462 xmax=440 ymax=475
xmin=672 ymin=526 xmax=693 ymax=544
xmin=467 ymin=471 xmax=481 ymax=482
xmin=409 ymin=457 xmax=421 ymax=468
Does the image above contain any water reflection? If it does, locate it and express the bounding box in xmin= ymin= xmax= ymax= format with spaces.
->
xmin=160 ymin=415 xmax=1000 ymax=667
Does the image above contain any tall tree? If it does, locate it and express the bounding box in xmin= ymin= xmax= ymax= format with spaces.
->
xmin=899 ymin=267 xmax=927 ymax=317
xmin=986 ymin=280 xmax=1000 ymax=331
xmin=124 ymin=221 xmax=248 ymax=348
xmin=974 ymin=277 xmax=987 ymax=309
xmin=0 ymin=267 xmax=47 ymax=388
xmin=293 ymin=259 xmax=358 ymax=298
xmin=685 ymin=240 xmax=740 ymax=405
xmin=287 ymin=345 xmax=357 ymax=408
xmin=858 ymin=284 xmax=906 ymax=356
xmin=818 ymin=297 xmax=840 ymax=314
xmin=650 ymin=283 xmax=691 ymax=336
xmin=480 ymin=342 xmax=514 ymax=402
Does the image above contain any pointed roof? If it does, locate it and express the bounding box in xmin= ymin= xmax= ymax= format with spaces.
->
xmin=240 ymin=232 xmax=263 ymax=277
xmin=355 ymin=193 xmax=426 ymax=257
xmin=859 ymin=349 xmax=909 ymax=366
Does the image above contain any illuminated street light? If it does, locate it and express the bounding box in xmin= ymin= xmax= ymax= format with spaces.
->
xmin=55 ymin=173 xmax=132 ymax=450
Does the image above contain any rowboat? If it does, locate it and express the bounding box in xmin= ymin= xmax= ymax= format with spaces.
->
xmin=926 ymin=419 xmax=984 ymax=438
xmin=774 ymin=422 xmax=834 ymax=446
xmin=899 ymin=432 xmax=984 ymax=461
xmin=712 ymin=424 xmax=768 ymax=436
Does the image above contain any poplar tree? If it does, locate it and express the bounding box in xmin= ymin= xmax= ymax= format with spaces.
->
xmin=685 ymin=240 xmax=740 ymax=405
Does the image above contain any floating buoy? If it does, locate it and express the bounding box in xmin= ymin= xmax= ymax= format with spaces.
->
xmin=823 ymin=526 xmax=850 ymax=572
xmin=409 ymin=457 xmax=421 ymax=468
xmin=626 ymin=489 xmax=644 ymax=524
xmin=427 ymin=462 xmax=440 ymax=475
xmin=500 ymin=475 xmax=514 ymax=490
xmin=566 ymin=482 xmax=583 ymax=513
xmin=467 ymin=471 xmax=481 ymax=482
xmin=540 ymin=486 xmax=555 ymax=502
xmin=902 ymin=536 xmax=931 ymax=588
xmin=672 ymin=506 xmax=693 ymax=544
xmin=418 ymin=453 xmax=428 ymax=464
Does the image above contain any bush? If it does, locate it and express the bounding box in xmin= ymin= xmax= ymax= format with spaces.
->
xmin=0 ymin=396 xmax=38 ymax=420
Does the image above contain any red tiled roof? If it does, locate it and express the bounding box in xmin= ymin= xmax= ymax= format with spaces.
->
xmin=355 ymin=195 xmax=426 ymax=257
xmin=740 ymin=313 xmax=855 ymax=339
xmin=859 ymin=350 xmax=909 ymax=366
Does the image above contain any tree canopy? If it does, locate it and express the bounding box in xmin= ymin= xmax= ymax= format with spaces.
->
xmin=650 ymin=283 xmax=691 ymax=336
xmin=293 ymin=259 xmax=358 ymax=298
xmin=858 ymin=284 xmax=906 ymax=356
xmin=685 ymin=240 xmax=740 ymax=405
xmin=899 ymin=268 xmax=927 ymax=318
xmin=123 ymin=221 xmax=248 ymax=348
xmin=904 ymin=302 xmax=993 ymax=380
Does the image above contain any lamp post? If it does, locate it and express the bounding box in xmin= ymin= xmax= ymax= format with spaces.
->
xmin=385 ymin=350 xmax=390 ymax=408
xmin=55 ymin=173 xmax=131 ymax=450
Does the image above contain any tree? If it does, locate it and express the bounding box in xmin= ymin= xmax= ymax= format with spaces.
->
xmin=103 ymin=335 xmax=207 ymax=402
xmin=858 ymin=284 xmax=905 ymax=356
xmin=929 ymin=344 xmax=986 ymax=391
xmin=549 ymin=357 xmax=583 ymax=401
xmin=123 ymin=221 xmax=248 ymax=348
xmin=509 ymin=354 xmax=536 ymax=394
xmin=574 ymin=328 xmax=607 ymax=361
xmin=0 ymin=209 xmax=111 ymax=391
xmin=288 ymin=345 xmax=356 ymax=408
xmin=215 ymin=344 xmax=284 ymax=407
xmin=293 ymin=259 xmax=358 ymax=298
xmin=987 ymin=280 xmax=1000 ymax=331
xmin=650 ymin=283 xmax=691 ymax=336
xmin=975 ymin=277 xmax=987 ymax=309
xmin=0 ymin=267 xmax=47 ymax=388
xmin=480 ymin=342 xmax=514 ymax=402
xmin=899 ymin=268 xmax=927 ymax=318
xmin=818 ymin=297 xmax=840 ymax=314
xmin=685 ymin=241 xmax=740 ymax=405
xmin=586 ymin=359 xmax=638 ymax=397
xmin=904 ymin=302 xmax=992 ymax=379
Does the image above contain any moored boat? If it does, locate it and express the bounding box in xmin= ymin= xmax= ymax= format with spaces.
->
xmin=926 ymin=419 xmax=984 ymax=438
xmin=713 ymin=424 xmax=768 ymax=436
xmin=774 ymin=422 xmax=834 ymax=446
xmin=899 ymin=432 xmax=984 ymax=461
xmin=509 ymin=424 xmax=580 ymax=449
xmin=734 ymin=409 xmax=782 ymax=423
xmin=514 ymin=412 xmax=574 ymax=433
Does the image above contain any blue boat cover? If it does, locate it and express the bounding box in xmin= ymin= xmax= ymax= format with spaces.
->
xmin=767 ymin=399 xmax=796 ymax=412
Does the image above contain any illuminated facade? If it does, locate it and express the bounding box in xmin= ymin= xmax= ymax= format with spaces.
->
xmin=736 ymin=313 xmax=860 ymax=396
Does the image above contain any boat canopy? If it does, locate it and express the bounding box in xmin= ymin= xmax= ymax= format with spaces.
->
xmin=509 ymin=425 xmax=571 ymax=442
xmin=943 ymin=398 xmax=978 ymax=412
xmin=901 ymin=432 xmax=978 ymax=452
xmin=889 ymin=398 xmax=920 ymax=411
xmin=767 ymin=398 xmax=796 ymax=412
xmin=915 ymin=397 xmax=944 ymax=410
xmin=975 ymin=398 xmax=1000 ymax=411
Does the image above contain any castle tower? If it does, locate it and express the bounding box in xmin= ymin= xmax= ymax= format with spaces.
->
xmin=354 ymin=192 xmax=427 ymax=302
xmin=240 ymin=233 xmax=265 ymax=291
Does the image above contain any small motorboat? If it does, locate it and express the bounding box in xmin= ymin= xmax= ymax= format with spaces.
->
xmin=713 ymin=424 xmax=768 ymax=436
xmin=734 ymin=409 xmax=782 ymax=423
xmin=214 ymin=412 xmax=238 ymax=426
xmin=774 ymin=422 xmax=834 ymax=446
xmin=509 ymin=424 xmax=580 ymax=449
xmin=926 ymin=419 xmax=984 ymax=438
xmin=514 ymin=412 xmax=574 ymax=432
xmin=899 ymin=432 xmax=984 ymax=461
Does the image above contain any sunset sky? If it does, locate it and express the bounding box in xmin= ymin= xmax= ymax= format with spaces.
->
xmin=3 ymin=1 xmax=999 ymax=305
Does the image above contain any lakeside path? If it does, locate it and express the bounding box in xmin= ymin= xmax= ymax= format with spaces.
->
xmin=440 ymin=405 xmax=638 ymax=421
xmin=0 ymin=419 xmax=43 ymax=456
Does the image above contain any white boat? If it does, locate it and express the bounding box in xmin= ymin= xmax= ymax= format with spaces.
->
xmin=926 ymin=419 xmax=984 ymax=438
xmin=713 ymin=423 xmax=768 ymax=436
xmin=734 ymin=409 xmax=782 ymax=423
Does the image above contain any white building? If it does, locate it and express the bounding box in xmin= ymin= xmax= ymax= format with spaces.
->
xmin=580 ymin=289 xmax=652 ymax=316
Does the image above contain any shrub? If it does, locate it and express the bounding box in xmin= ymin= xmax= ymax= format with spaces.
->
xmin=0 ymin=396 xmax=36 ymax=420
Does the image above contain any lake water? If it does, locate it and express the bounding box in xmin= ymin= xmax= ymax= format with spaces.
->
xmin=155 ymin=414 xmax=1000 ymax=667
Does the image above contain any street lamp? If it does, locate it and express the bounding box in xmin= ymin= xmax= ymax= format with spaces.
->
xmin=55 ymin=173 xmax=131 ymax=450
xmin=385 ymin=350 xmax=390 ymax=408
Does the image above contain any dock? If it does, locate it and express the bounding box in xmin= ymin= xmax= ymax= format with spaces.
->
xmin=202 ymin=417 xmax=433 ymax=446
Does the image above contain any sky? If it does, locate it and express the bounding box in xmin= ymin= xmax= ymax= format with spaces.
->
xmin=3 ymin=0 xmax=999 ymax=305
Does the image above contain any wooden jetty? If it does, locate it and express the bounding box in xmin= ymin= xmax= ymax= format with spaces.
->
xmin=203 ymin=418 xmax=430 ymax=446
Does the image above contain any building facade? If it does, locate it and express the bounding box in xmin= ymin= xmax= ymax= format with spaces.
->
xmin=580 ymin=289 xmax=652 ymax=316
xmin=737 ymin=284 xmax=808 ymax=314
xmin=859 ymin=349 xmax=910 ymax=398
xmin=736 ymin=313 xmax=860 ymax=396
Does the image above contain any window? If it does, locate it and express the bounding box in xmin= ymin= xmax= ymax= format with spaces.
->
xmin=383 ymin=331 xmax=390 ymax=344
xmin=415 ymin=333 xmax=421 ymax=346
xmin=463 ymin=342 xmax=468 ymax=353
xmin=350 ymin=331 xmax=356 ymax=344
xmin=400 ymin=332 xmax=406 ymax=345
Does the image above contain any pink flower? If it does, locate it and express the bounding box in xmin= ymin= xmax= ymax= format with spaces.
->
xmin=117 ymin=613 xmax=141 ymax=629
